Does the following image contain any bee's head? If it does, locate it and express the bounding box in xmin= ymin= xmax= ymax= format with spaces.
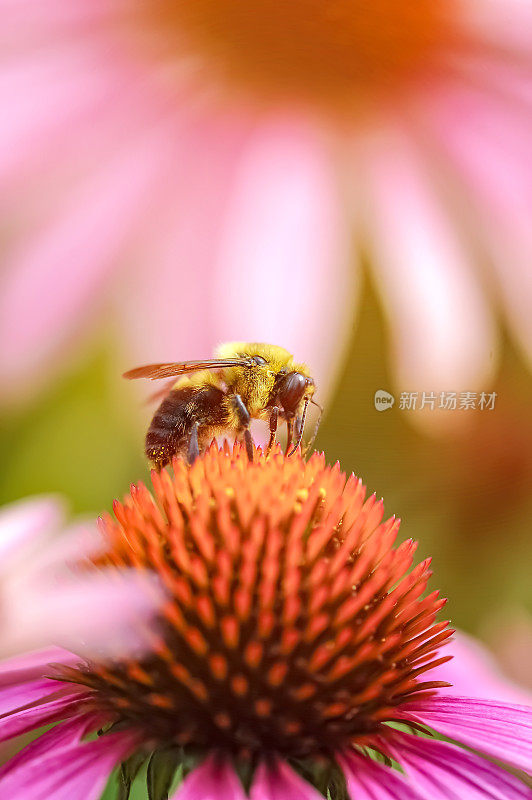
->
xmin=276 ymin=371 xmax=315 ymax=415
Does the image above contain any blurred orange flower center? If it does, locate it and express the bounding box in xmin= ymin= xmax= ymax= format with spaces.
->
xmin=142 ymin=0 xmax=456 ymax=111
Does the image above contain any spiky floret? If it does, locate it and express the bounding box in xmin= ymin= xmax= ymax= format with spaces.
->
xmin=66 ymin=443 xmax=452 ymax=767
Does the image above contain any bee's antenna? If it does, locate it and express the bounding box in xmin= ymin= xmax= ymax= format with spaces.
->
xmin=301 ymin=399 xmax=323 ymax=456
xmin=287 ymin=397 xmax=310 ymax=457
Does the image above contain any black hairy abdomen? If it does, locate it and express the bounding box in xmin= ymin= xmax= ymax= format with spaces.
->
xmin=146 ymin=385 xmax=226 ymax=468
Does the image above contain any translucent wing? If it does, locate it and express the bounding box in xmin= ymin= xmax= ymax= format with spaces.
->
xmin=123 ymin=358 xmax=252 ymax=381
xmin=144 ymin=377 xmax=181 ymax=405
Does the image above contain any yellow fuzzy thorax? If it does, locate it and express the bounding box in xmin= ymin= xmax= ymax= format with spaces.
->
xmin=173 ymin=342 xmax=312 ymax=419
xmin=217 ymin=342 xmax=311 ymax=417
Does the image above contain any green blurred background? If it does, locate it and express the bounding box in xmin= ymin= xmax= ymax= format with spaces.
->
xmin=1 ymin=274 xmax=531 ymax=692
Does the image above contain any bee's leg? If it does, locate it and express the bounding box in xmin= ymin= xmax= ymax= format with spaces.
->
xmin=289 ymin=414 xmax=304 ymax=457
xmin=285 ymin=417 xmax=294 ymax=455
xmin=303 ymin=400 xmax=324 ymax=456
xmin=232 ymin=394 xmax=251 ymax=428
xmin=266 ymin=406 xmax=279 ymax=456
xmin=288 ymin=397 xmax=310 ymax=457
xmin=294 ymin=413 xmax=303 ymax=445
xmin=187 ymin=421 xmax=200 ymax=465
xmin=243 ymin=429 xmax=254 ymax=463
xmin=232 ymin=394 xmax=253 ymax=462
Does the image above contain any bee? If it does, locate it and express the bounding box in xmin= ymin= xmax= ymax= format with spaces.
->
xmin=124 ymin=342 xmax=322 ymax=469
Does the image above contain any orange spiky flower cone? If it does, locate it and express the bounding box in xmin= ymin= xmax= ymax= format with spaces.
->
xmin=1 ymin=445 xmax=531 ymax=800
xmin=71 ymin=445 xmax=451 ymax=761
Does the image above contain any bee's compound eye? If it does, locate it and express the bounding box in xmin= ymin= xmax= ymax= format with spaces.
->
xmin=251 ymin=355 xmax=267 ymax=365
xmin=278 ymin=372 xmax=307 ymax=413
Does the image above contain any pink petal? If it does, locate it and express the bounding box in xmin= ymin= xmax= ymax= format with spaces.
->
xmin=1 ymin=500 xmax=163 ymax=659
xmin=120 ymin=111 xmax=253 ymax=371
xmin=422 ymin=86 xmax=532 ymax=367
xmin=0 ymin=496 xmax=64 ymax=561
xmin=0 ymin=712 xmax=102 ymax=779
xmin=338 ymin=749 xmax=425 ymax=800
xmin=0 ymin=689 xmax=87 ymax=743
xmin=0 ymin=729 xmax=136 ymax=800
xmin=0 ymin=678 xmax=59 ymax=715
xmin=389 ymin=730 xmax=532 ymax=799
xmin=453 ymin=53 xmax=532 ymax=110
xmin=0 ymin=0 xmax=125 ymax=31
xmin=211 ymin=116 xmax=354 ymax=393
xmin=456 ymin=0 xmax=532 ymax=55
xmin=0 ymin=647 xmax=75 ymax=687
xmin=250 ymin=760 xmax=323 ymax=800
xmin=402 ymin=696 xmax=532 ymax=774
xmin=25 ymin=521 xmax=108 ymax=573
xmin=4 ymin=569 xmax=163 ymax=659
xmin=430 ymin=632 xmax=532 ymax=705
xmin=172 ymin=756 xmax=246 ymax=800
xmin=357 ymin=123 xmax=494 ymax=394
xmin=0 ymin=118 xmax=180 ymax=398
xmin=0 ymin=47 xmax=129 ymax=186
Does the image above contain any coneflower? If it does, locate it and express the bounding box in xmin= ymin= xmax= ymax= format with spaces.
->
xmin=0 ymin=444 xmax=531 ymax=799
xmin=3 ymin=0 xmax=532 ymax=399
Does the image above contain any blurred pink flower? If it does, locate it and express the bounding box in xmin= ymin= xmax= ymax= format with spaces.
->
xmin=1 ymin=0 xmax=532 ymax=403
xmin=0 ymin=495 xmax=161 ymax=658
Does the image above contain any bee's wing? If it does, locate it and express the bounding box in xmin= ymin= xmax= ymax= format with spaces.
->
xmin=123 ymin=358 xmax=252 ymax=381
xmin=144 ymin=377 xmax=181 ymax=406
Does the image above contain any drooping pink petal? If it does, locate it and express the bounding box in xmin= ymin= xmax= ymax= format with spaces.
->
xmin=250 ymin=759 xmax=323 ymax=800
xmin=452 ymin=53 xmax=532 ymax=111
xmin=338 ymin=749 xmax=426 ymax=800
xmin=388 ymin=730 xmax=532 ymax=800
xmin=25 ymin=520 xmax=108 ymax=574
xmin=456 ymin=0 xmax=532 ymax=56
xmin=119 ymin=111 xmax=253 ymax=371
xmin=0 ymin=496 xmax=63 ymax=561
xmin=0 ymin=0 xmax=126 ymax=33
xmin=171 ymin=756 xmax=246 ymax=800
xmin=0 ymin=47 xmax=132 ymax=187
xmin=0 ymin=678 xmax=60 ymax=715
xmin=0 ymin=729 xmax=136 ymax=800
xmin=210 ymin=116 xmax=355 ymax=394
xmin=0 ymin=116 xmax=181 ymax=398
xmin=401 ymin=696 xmax=532 ymax=774
xmin=0 ymin=688 xmax=88 ymax=743
xmin=422 ymin=84 xmax=532 ymax=368
xmin=0 ymin=647 xmax=75 ymax=687
xmin=430 ymin=631 xmax=532 ymax=705
xmin=356 ymin=122 xmax=494 ymax=395
xmin=0 ymin=712 xmax=103 ymax=780
xmin=4 ymin=569 xmax=163 ymax=659
xmin=1 ymin=496 xmax=163 ymax=660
